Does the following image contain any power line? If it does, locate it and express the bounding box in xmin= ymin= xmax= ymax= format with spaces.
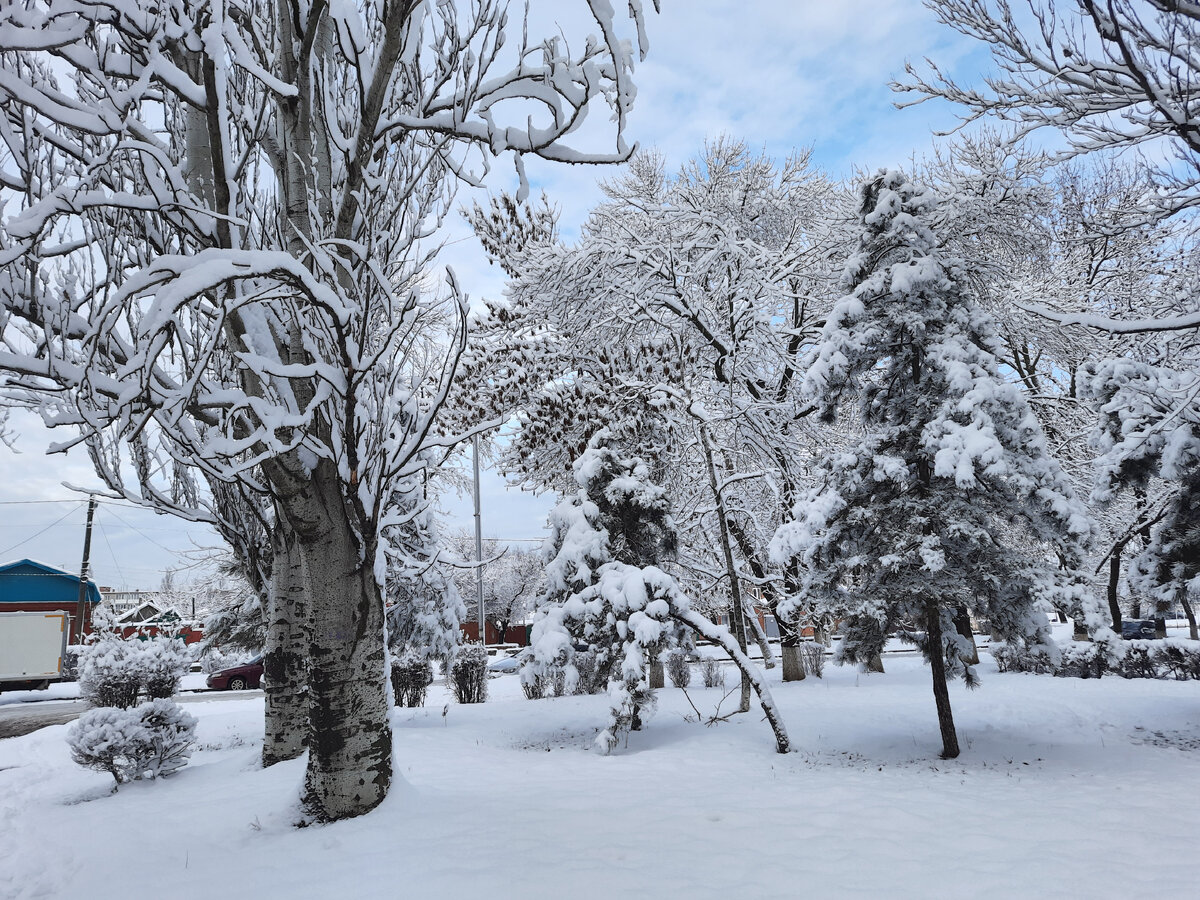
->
xmin=0 ymin=502 xmax=83 ymax=557
xmin=97 ymin=517 xmax=128 ymax=590
xmin=100 ymin=504 xmax=190 ymax=555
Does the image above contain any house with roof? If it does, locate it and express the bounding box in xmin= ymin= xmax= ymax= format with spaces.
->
xmin=0 ymin=559 xmax=100 ymax=641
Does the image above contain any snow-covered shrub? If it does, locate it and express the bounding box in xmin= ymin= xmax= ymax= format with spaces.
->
xmin=79 ymin=641 xmax=142 ymax=709
xmin=1158 ymin=641 xmax=1200 ymax=680
xmin=390 ymin=653 xmax=432 ymax=707
xmin=519 ymin=663 xmax=568 ymax=700
xmin=198 ymin=648 xmax=242 ymax=675
xmin=1054 ymin=642 xmax=1110 ymax=679
xmin=520 ymin=665 xmax=547 ymax=700
xmin=571 ymin=650 xmax=604 ymax=695
xmin=139 ymin=638 xmax=191 ymax=699
xmin=799 ymin=643 xmax=826 ymax=678
xmin=990 ymin=642 xmax=1055 ymax=674
xmin=450 ymin=644 xmax=488 ymax=704
xmin=699 ymin=657 xmax=723 ymax=689
xmin=1118 ymin=641 xmax=1160 ymax=680
xmin=61 ymin=645 xmax=86 ymax=682
xmin=665 ymin=650 xmax=691 ymax=689
xmin=67 ymin=699 xmax=197 ymax=786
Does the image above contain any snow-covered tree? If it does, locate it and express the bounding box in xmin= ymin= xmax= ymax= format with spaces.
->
xmin=0 ymin=0 xmax=658 ymax=820
xmin=461 ymin=142 xmax=848 ymax=683
xmin=900 ymin=0 xmax=1200 ymax=338
xmin=771 ymin=170 xmax=1098 ymax=759
xmin=528 ymin=433 xmax=789 ymax=754
xmin=1085 ymin=358 xmax=1200 ymax=636
xmin=385 ymin=486 xmax=465 ymax=665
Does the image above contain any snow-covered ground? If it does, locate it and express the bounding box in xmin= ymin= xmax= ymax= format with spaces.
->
xmin=1 ymin=651 xmax=1197 ymax=899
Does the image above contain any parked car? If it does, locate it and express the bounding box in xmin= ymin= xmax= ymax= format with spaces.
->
xmin=206 ymin=654 xmax=264 ymax=690
xmin=1121 ymin=620 xmax=1156 ymax=640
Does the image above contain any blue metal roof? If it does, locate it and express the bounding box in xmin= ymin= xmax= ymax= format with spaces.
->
xmin=0 ymin=559 xmax=102 ymax=606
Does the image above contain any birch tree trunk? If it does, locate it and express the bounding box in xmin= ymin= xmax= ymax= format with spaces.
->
xmin=263 ymin=521 xmax=311 ymax=767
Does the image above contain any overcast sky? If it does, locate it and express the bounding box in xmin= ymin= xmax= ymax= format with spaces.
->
xmin=1 ymin=0 xmax=988 ymax=587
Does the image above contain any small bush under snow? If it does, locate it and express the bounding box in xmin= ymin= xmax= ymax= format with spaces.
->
xmin=451 ymin=645 xmax=488 ymax=704
xmin=391 ymin=654 xmax=432 ymax=707
xmin=665 ymin=650 xmax=691 ymax=689
xmin=67 ymin=699 xmax=197 ymax=786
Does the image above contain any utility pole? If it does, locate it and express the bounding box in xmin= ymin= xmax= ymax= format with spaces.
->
xmin=74 ymin=496 xmax=96 ymax=644
xmin=472 ymin=433 xmax=485 ymax=646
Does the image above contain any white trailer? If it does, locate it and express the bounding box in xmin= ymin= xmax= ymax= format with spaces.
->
xmin=0 ymin=611 xmax=70 ymax=691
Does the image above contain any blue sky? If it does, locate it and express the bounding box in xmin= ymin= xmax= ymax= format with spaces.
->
xmin=1 ymin=1 xmax=992 ymax=586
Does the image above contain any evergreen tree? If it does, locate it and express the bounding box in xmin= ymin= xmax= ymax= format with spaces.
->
xmin=771 ymin=170 xmax=1097 ymax=758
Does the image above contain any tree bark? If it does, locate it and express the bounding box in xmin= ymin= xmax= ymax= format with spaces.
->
xmin=926 ymin=602 xmax=960 ymax=759
xmin=780 ymin=616 xmax=805 ymax=682
xmin=745 ymin=609 xmax=776 ymax=669
xmin=262 ymin=521 xmax=311 ymax=767
xmin=268 ymin=457 xmax=391 ymax=821
xmin=953 ymin=606 xmax=979 ymax=666
xmin=648 ymin=657 xmax=665 ymax=689
xmin=867 ymin=653 xmax=886 ymax=674
xmin=1107 ymin=549 xmax=1123 ymax=633
xmin=1179 ymin=587 xmax=1198 ymax=641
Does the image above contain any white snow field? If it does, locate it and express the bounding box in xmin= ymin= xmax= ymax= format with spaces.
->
xmin=1 ymin=652 xmax=1196 ymax=900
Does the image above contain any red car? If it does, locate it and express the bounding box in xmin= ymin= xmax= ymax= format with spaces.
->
xmin=206 ymin=654 xmax=264 ymax=691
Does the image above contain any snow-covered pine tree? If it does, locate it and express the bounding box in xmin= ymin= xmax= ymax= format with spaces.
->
xmin=528 ymin=432 xmax=789 ymax=753
xmin=771 ymin=169 xmax=1097 ymax=759
xmin=1085 ymin=358 xmax=1200 ymax=638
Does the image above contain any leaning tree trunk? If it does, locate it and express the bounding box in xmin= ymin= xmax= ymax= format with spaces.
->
xmin=745 ymin=609 xmax=776 ymax=669
xmin=263 ymin=521 xmax=312 ymax=767
xmin=926 ymin=602 xmax=960 ymax=760
xmin=673 ymin=609 xmax=789 ymax=754
xmin=269 ymin=457 xmax=392 ymax=821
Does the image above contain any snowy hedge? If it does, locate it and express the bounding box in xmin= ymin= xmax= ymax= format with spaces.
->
xmin=79 ymin=638 xmax=191 ymax=708
xmin=993 ymin=638 xmax=1200 ymax=680
xmin=390 ymin=653 xmax=432 ymax=707
xmin=67 ymin=698 xmax=197 ymax=786
xmin=450 ymin=645 xmax=488 ymax=704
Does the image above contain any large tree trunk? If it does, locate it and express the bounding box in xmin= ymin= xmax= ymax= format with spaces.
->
xmin=263 ymin=521 xmax=311 ymax=767
xmin=926 ymin=602 xmax=960 ymax=760
xmin=648 ymin=657 xmax=665 ymax=689
xmin=268 ymin=458 xmax=391 ymax=821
